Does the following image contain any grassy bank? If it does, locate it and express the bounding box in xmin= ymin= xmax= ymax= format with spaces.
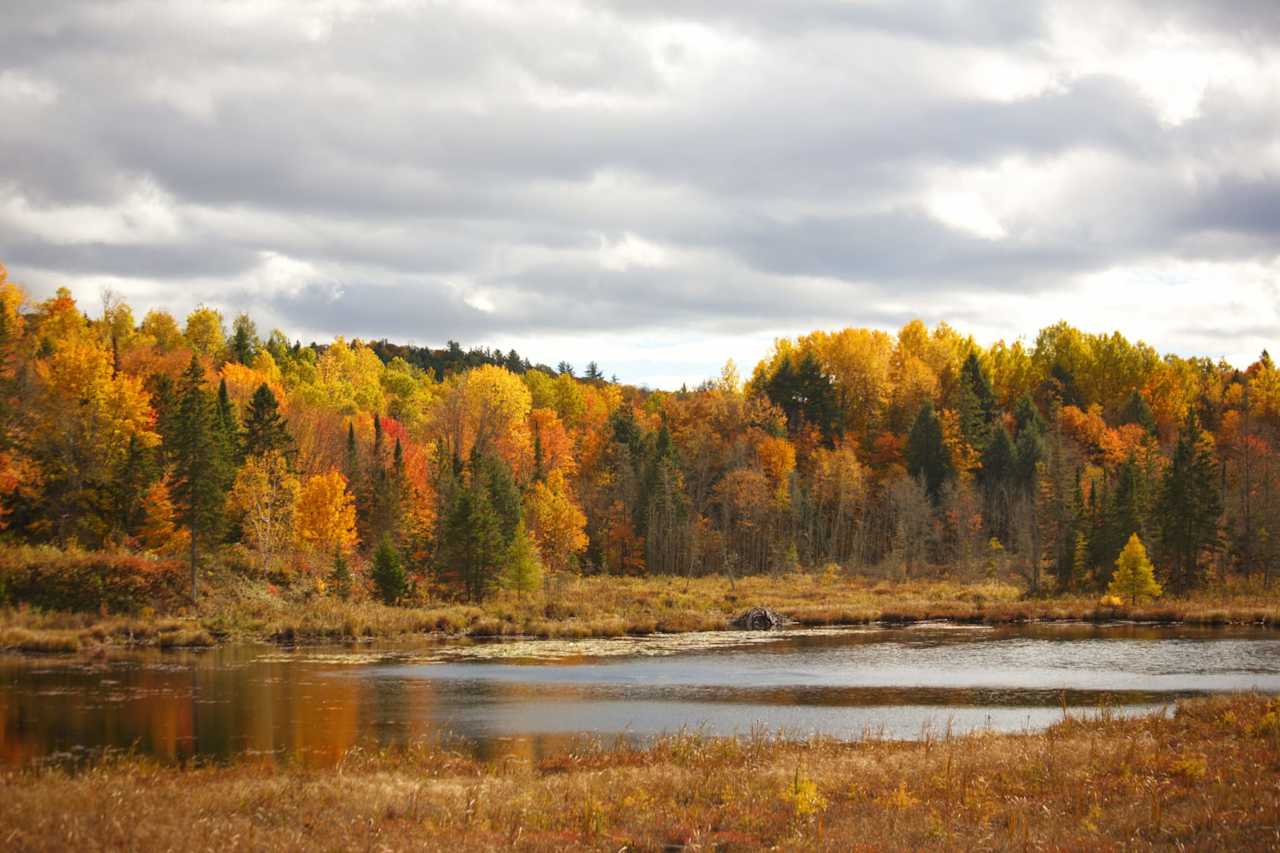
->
xmin=4 ymin=572 xmax=1280 ymax=652
xmin=3 ymin=694 xmax=1278 ymax=850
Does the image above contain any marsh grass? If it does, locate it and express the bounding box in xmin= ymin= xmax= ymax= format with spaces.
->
xmin=4 ymin=571 xmax=1280 ymax=652
xmin=3 ymin=694 xmax=1278 ymax=850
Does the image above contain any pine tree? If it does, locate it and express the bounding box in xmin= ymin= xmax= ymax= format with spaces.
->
xmin=371 ymin=537 xmax=407 ymax=604
xmin=1158 ymin=410 xmax=1223 ymax=593
xmin=242 ymin=383 xmax=291 ymax=459
xmin=1108 ymin=533 xmax=1162 ymax=604
xmin=170 ymin=356 xmax=232 ymax=601
xmin=906 ymin=401 xmax=952 ymax=505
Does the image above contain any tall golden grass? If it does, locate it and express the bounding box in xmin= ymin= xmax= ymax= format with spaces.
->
xmin=3 ymin=694 xmax=1278 ymax=850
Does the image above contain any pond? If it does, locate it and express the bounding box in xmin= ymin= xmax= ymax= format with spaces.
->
xmin=3 ymin=623 xmax=1279 ymax=766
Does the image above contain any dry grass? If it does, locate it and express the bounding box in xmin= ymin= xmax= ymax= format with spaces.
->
xmin=5 ymin=571 xmax=1280 ymax=652
xmin=3 ymin=694 xmax=1278 ymax=850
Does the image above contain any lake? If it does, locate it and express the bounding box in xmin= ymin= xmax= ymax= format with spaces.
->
xmin=3 ymin=623 xmax=1279 ymax=766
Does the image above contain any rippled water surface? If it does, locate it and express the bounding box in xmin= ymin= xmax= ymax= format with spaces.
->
xmin=3 ymin=623 xmax=1279 ymax=765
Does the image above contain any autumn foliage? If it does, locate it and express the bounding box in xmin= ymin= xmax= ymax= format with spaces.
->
xmin=0 ymin=263 xmax=1272 ymax=609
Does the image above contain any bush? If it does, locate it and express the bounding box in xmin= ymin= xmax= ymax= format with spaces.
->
xmin=0 ymin=547 xmax=186 ymax=613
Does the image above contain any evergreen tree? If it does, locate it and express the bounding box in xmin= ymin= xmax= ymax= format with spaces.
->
xmin=764 ymin=352 xmax=841 ymax=442
xmin=1120 ymin=390 xmax=1157 ymax=436
xmin=584 ymin=361 xmax=603 ymax=382
xmin=1158 ymin=410 xmax=1222 ymax=593
xmin=229 ymin=313 xmax=259 ymax=365
xmin=242 ymin=383 xmax=292 ymax=459
xmin=110 ymin=433 xmax=158 ymax=541
xmin=170 ymin=356 xmax=232 ymax=601
xmin=957 ymin=351 xmax=997 ymax=451
xmin=344 ymin=421 xmax=359 ymax=483
xmin=473 ymin=450 xmax=521 ymax=547
xmin=371 ymin=537 xmax=407 ymax=604
xmin=438 ymin=478 xmax=504 ymax=601
xmin=906 ymin=401 xmax=952 ymax=505
xmin=980 ymin=424 xmax=1015 ymax=542
xmin=330 ymin=548 xmax=352 ymax=600
xmin=214 ymin=377 xmax=241 ymax=463
xmin=1109 ymin=533 xmax=1162 ymax=604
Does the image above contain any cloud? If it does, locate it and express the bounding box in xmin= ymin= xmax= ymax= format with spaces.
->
xmin=1 ymin=0 xmax=1279 ymax=387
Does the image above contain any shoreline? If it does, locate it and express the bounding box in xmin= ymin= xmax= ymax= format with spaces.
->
xmin=5 ymin=573 xmax=1280 ymax=654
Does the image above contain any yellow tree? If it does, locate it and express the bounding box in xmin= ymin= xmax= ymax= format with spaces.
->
xmin=26 ymin=330 xmax=158 ymax=544
xmin=1108 ymin=533 xmax=1163 ymax=605
xmin=524 ymin=470 xmax=588 ymax=574
xmin=295 ymin=470 xmax=359 ymax=559
xmin=230 ymin=451 xmax=300 ymax=572
xmin=184 ymin=306 xmax=226 ymax=357
xmin=434 ymin=364 xmax=531 ymax=463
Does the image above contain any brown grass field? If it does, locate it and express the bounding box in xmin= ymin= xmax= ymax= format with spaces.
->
xmin=4 ymin=571 xmax=1280 ymax=652
xmin=2 ymin=693 xmax=1278 ymax=851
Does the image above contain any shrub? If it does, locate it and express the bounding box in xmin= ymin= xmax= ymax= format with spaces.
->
xmin=0 ymin=547 xmax=186 ymax=613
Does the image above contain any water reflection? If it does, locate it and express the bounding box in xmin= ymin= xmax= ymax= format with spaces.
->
xmin=2 ymin=623 xmax=1278 ymax=767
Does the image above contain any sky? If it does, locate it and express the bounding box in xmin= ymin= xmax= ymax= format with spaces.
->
xmin=2 ymin=0 xmax=1280 ymax=388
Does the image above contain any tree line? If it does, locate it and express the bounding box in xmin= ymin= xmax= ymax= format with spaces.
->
xmin=0 ymin=263 xmax=1270 ymax=607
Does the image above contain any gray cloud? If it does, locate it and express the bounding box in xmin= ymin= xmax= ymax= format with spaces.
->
xmin=2 ymin=0 xmax=1279 ymax=384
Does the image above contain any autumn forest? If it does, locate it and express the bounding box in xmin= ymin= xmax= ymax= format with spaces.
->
xmin=0 ymin=261 xmax=1269 ymax=619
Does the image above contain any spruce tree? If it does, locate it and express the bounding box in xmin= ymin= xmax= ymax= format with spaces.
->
xmin=242 ymin=383 xmax=292 ymax=459
xmin=438 ymin=481 xmax=504 ymax=601
xmin=170 ymin=356 xmax=232 ymax=601
xmin=980 ymin=423 xmax=1015 ymax=542
xmin=229 ymin=313 xmax=259 ymax=365
xmin=330 ymin=548 xmax=352 ymax=600
xmin=371 ymin=537 xmax=407 ymax=604
xmin=906 ymin=401 xmax=952 ymax=505
xmin=957 ymin=352 xmax=996 ymax=451
xmin=1158 ymin=410 xmax=1222 ymax=593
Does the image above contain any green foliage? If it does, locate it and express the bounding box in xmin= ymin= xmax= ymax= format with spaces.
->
xmin=1108 ymin=533 xmax=1162 ymax=604
xmin=229 ymin=313 xmax=259 ymax=365
xmin=330 ymin=548 xmax=352 ymax=600
xmin=1158 ymin=411 xmax=1222 ymax=593
xmin=906 ymin=401 xmax=952 ymax=504
xmin=169 ymin=356 xmax=234 ymax=593
xmin=763 ymin=351 xmax=841 ymax=442
xmin=371 ymin=537 xmax=407 ymax=605
xmin=242 ymin=383 xmax=292 ymax=459
xmin=437 ymin=465 xmax=506 ymax=601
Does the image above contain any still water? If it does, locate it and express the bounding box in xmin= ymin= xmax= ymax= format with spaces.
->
xmin=3 ymin=623 xmax=1279 ymax=766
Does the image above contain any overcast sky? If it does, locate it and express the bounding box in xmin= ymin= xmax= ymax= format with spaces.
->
xmin=2 ymin=1 xmax=1279 ymax=387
